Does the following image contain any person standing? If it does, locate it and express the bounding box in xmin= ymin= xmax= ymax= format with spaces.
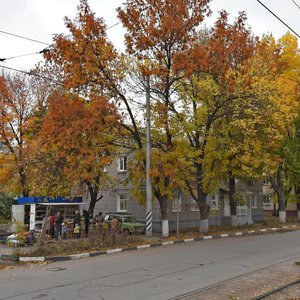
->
xmin=49 ymin=213 xmax=55 ymax=239
xmin=73 ymin=210 xmax=81 ymax=238
xmin=55 ymin=211 xmax=63 ymax=239
xmin=61 ymin=222 xmax=67 ymax=239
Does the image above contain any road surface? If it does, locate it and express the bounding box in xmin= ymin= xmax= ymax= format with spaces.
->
xmin=0 ymin=230 xmax=300 ymax=300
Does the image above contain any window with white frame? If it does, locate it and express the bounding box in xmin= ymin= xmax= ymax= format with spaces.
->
xmin=117 ymin=193 xmax=127 ymax=212
xmin=118 ymin=156 xmax=127 ymax=172
xmin=236 ymin=205 xmax=248 ymax=217
xmin=210 ymin=194 xmax=218 ymax=209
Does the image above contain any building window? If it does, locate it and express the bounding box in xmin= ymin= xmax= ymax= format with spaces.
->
xmin=263 ymin=194 xmax=272 ymax=207
xmin=118 ymin=194 xmax=127 ymax=212
xmin=247 ymin=193 xmax=257 ymax=208
xmin=236 ymin=205 xmax=248 ymax=217
xmin=191 ymin=198 xmax=199 ymax=211
xmin=118 ymin=156 xmax=127 ymax=172
xmin=210 ymin=194 xmax=218 ymax=209
xmin=248 ymin=179 xmax=255 ymax=185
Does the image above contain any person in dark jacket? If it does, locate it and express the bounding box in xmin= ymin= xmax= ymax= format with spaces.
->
xmin=55 ymin=211 xmax=63 ymax=239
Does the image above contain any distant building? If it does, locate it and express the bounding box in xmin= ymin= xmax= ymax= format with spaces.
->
xmin=262 ymin=178 xmax=297 ymax=217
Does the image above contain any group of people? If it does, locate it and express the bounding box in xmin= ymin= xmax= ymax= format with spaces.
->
xmin=43 ymin=211 xmax=66 ymax=239
xmin=43 ymin=210 xmax=119 ymax=240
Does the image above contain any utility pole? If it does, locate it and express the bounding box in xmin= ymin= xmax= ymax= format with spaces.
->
xmin=146 ymin=76 xmax=152 ymax=237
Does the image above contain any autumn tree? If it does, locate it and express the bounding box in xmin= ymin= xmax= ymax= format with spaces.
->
xmin=216 ymin=33 xmax=299 ymax=225
xmin=36 ymin=92 xmax=120 ymax=217
xmin=287 ymin=115 xmax=300 ymax=220
xmin=0 ymin=72 xmax=51 ymax=196
xmin=170 ymin=11 xmax=257 ymax=232
xmin=43 ymin=0 xmax=147 ymax=218
xmin=43 ymin=0 xmax=212 ymax=236
xmin=259 ymin=33 xmax=300 ymax=223
xmin=118 ymin=0 xmax=211 ymax=236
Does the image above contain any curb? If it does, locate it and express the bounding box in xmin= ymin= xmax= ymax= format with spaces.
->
xmin=0 ymin=225 xmax=298 ymax=263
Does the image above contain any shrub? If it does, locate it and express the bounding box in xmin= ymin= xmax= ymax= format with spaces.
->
xmin=21 ymin=227 xmax=142 ymax=257
xmin=0 ymin=193 xmax=14 ymax=223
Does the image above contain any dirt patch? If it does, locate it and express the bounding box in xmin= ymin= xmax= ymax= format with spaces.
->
xmin=0 ymin=260 xmax=16 ymax=271
xmin=264 ymin=282 xmax=300 ymax=299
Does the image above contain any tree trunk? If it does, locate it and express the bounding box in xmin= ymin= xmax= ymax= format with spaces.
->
xmin=19 ymin=166 xmax=28 ymax=196
xmin=88 ymin=192 xmax=97 ymax=218
xmin=199 ymin=191 xmax=209 ymax=234
xmin=159 ymin=195 xmax=169 ymax=237
xmin=229 ymin=175 xmax=237 ymax=227
xmin=270 ymin=164 xmax=286 ymax=223
xmin=294 ymin=185 xmax=300 ymax=221
xmin=87 ymin=183 xmax=101 ymax=219
xmin=272 ymin=203 xmax=277 ymax=216
xmin=278 ymin=193 xmax=286 ymax=223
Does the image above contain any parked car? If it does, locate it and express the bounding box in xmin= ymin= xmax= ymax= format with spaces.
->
xmin=104 ymin=213 xmax=146 ymax=235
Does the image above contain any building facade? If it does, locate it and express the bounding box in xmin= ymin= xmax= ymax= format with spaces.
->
xmin=82 ymin=154 xmax=264 ymax=232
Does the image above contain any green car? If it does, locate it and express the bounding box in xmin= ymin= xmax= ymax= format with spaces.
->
xmin=104 ymin=213 xmax=146 ymax=234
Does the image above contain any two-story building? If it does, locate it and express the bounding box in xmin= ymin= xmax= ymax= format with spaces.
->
xmin=81 ymin=154 xmax=264 ymax=232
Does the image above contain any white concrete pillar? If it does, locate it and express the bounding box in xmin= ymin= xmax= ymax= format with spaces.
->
xmin=162 ymin=220 xmax=169 ymax=237
xmin=279 ymin=211 xmax=286 ymax=223
xmin=30 ymin=204 xmax=36 ymax=230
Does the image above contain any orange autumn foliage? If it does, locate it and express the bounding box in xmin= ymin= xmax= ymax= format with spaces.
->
xmin=37 ymin=92 xmax=120 ymax=214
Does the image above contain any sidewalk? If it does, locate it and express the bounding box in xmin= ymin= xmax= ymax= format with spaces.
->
xmin=182 ymin=260 xmax=300 ymax=300
xmin=0 ymin=243 xmax=13 ymax=255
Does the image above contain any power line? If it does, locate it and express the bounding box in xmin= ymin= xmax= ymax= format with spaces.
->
xmin=257 ymin=0 xmax=300 ymax=38
xmin=0 ymin=30 xmax=50 ymax=46
xmin=0 ymin=64 xmax=62 ymax=84
xmin=256 ymin=0 xmax=300 ymax=38
xmin=0 ymin=49 xmax=49 ymax=62
xmin=0 ymin=19 xmax=120 ymax=49
xmin=107 ymin=21 xmax=121 ymax=30
xmin=291 ymin=0 xmax=300 ymax=11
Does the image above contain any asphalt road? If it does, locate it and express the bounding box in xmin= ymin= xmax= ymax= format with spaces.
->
xmin=0 ymin=231 xmax=300 ymax=300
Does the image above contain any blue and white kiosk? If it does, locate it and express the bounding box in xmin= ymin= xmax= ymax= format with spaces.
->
xmin=11 ymin=196 xmax=84 ymax=231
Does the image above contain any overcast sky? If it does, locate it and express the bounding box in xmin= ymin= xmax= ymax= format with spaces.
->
xmin=0 ymin=0 xmax=299 ymax=71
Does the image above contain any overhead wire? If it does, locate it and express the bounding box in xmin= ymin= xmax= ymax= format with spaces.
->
xmin=0 ymin=19 xmax=123 ymax=81
xmin=0 ymin=19 xmax=121 ymax=64
xmin=256 ymin=0 xmax=300 ymax=38
xmin=0 ymin=30 xmax=50 ymax=46
xmin=0 ymin=48 xmax=49 ymax=62
xmin=291 ymin=0 xmax=300 ymax=11
xmin=0 ymin=64 xmax=62 ymax=84
xmin=107 ymin=21 xmax=122 ymax=30
xmin=0 ymin=19 xmax=120 ymax=49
